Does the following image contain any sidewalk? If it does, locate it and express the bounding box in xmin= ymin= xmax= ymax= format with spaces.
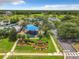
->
xmin=9 ymin=52 xmax=63 ymax=56
xmin=49 ymin=34 xmax=60 ymax=52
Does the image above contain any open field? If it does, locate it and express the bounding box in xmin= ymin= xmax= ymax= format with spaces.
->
xmin=0 ymin=56 xmax=3 ymax=59
xmin=0 ymin=38 xmax=14 ymax=53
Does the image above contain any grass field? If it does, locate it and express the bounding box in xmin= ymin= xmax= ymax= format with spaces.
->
xmin=0 ymin=38 xmax=14 ymax=53
xmin=0 ymin=56 xmax=3 ymax=59
xmin=8 ymin=56 xmax=64 ymax=59
xmin=15 ymin=36 xmax=56 ymax=53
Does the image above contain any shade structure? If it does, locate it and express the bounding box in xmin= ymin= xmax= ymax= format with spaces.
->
xmin=24 ymin=24 xmax=39 ymax=31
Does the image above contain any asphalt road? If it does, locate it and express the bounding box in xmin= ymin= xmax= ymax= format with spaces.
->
xmin=49 ymin=19 xmax=79 ymax=59
xmin=66 ymin=56 xmax=79 ymax=59
xmin=58 ymin=40 xmax=76 ymax=52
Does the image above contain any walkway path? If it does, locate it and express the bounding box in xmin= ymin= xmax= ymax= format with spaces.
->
xmin=10 ymin=39 xmax=19 ymax=52
xmin=0 ymin=53 xmax=5 ymax=55
xmin=0 ymin=52 xmax=63 ymax=56
xmin=49 ymin=34 xmax=60 ymax=52
xmin=3 ymin=39 xmax=19 ymax=59
xmin=10 ymin=52 xmax=63 ymax=56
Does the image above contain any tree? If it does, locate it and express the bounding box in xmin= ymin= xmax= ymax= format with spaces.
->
xmin=52 ymin=20 xmax=61 ymax=28
xmin=0 ymin=28 xmax=10 ymax=39
xmin=9 ymin=27 xmax=17 ymax=42
xmin=61 ymin=15 xmax=73 ymax=21
xmin=58 ymin=22 xmax=79 ymax=41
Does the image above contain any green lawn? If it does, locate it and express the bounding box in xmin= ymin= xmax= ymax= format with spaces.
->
xmin=0 ymin=38 xmax=14 ymax=53
xmin=8 ymin=56 xmax=64 ymax=59
xmin=52 ymin=35 xmax=63 ymax=52
xmin=15 ymin=36 xmax=56 ymax=53
xmin=0 ymin=56 xmax=3 ymax=59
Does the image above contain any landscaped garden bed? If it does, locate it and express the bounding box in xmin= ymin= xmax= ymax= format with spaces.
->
xmin=8 ymin=56 xmax=64 ymax=59
xmin=15 ymin=36 xmax=56 ymax=53
xmin=0 ymin=38 xmax=14 ymax=53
